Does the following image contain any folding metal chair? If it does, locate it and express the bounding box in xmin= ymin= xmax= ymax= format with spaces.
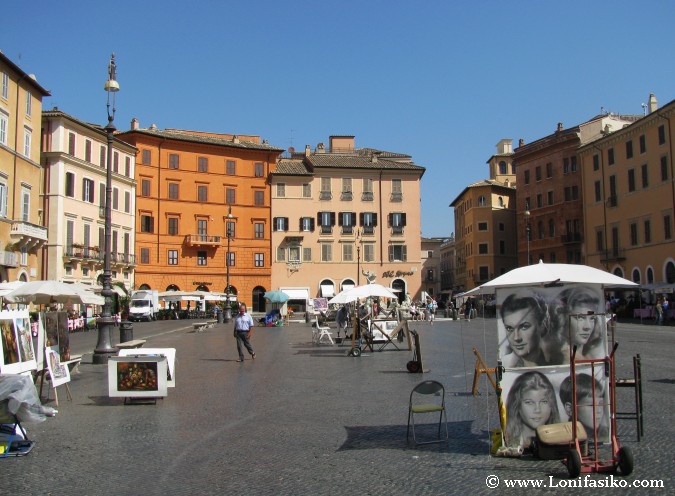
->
xmin=407 ymin=380 xmax=449 ymax=445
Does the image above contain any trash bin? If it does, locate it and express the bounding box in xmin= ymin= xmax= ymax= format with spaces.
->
xmin=120 ymin=320 xmax=134 ymax=343
xmin=305 ymin=312 xmax=311 ymax=323
xmin=217 ymin=311 xmax=223 ymax=324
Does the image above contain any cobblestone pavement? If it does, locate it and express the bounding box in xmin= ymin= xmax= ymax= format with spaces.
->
xmin=2 ymin=317 xmax=672 ymax=495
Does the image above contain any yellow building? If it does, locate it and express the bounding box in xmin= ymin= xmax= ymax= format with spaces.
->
xmin=0 ymin=52 xmax=50 ymax=283
xmin=450 ymin=139 xmax=517 ymax=292
xmin=117 ymin=122 xmax=283 ymax=309
xmin=270 ymin=136 xmax=425 ymax=312
xmin=579 ymin=95 xmax=675 ymax=285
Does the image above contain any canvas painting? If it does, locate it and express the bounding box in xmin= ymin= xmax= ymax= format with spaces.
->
xmin=0 ymin=310 xmax=37 ymax=374
xmin=108 ymin=356 xmax=168 ymax=398
xmin=500 ymin=365 xmax=610 ymax=450
xmin=46 ymin=347 xmax=71 ymax=387
xmin=496 ymin=284 xmax=607 ymax=368
xmin=118 ymin=348 xmax=176 ymax=387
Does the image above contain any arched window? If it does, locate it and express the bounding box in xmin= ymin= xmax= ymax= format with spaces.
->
xmin=646 ymin=267 xmax=655 ymax=284
xmin=166 ymin=284 xmax=179 ymax=291
xmin=666 ymin=261 xmax=675 ymax=283
xmin=391 ymin=279 xmax=406 ymax=303
xmin=613 ymin=267 xmax=624 ymax=278
xmin=632 ymin=269 xmax=641 ymax=284
xmin=139 ymin=283 xmax=151 ymax=290
xmin=499 ymin=161 xmax=507 ymax=174
xmin=498 ymin=196 xmax=504 ymax=207
xmin=252 ymin=286 xmax=265 ymax=312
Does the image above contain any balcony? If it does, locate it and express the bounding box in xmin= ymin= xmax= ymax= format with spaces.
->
xmin=340 ymin=191 xmax=353 ymax=201
xmin=10 ymin=221 xmax=48 ymax=251
xmin=341 ymin=226 xmax=354 ymax=235
xmin=390 ymin=192 xmax=403 ymax=202
xmin=391 ymin=226 xmax=404 ymax=235
xmin=362 ymin=226 xmax=375 ymax=235
xmin=320 ymin=225 xmax=333 ymax=235
xmin=185 ymin=234 xmax=222 ymax=247
xmin=319 ymin=191 xmax=332 ymax=200
xmin=561 ymin=232 xmax=583 ymax=244
xmin=361 ymin=192 xmax=374 ymax=202
xmin=0 ymin=250 xmax=18 ymax=267
xmin=111 ymin=252 xmax=136 ymax=266
xmin=600 ymin=248 xmax=626 ymax=263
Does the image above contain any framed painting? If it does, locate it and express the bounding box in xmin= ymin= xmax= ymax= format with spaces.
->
xmin=118 ymin=348 xmax=176 ymax=387
xmin=0 ymin=310 xmax=37 ymax=375
xmin=108 ymin=355 xmax=168 ymax=398
xmin=45 ymin=347 xmax=71 ymax=387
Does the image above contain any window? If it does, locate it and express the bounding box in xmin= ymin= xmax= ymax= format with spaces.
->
xmin=20 ymin=188 xmax=29 ymax=222
xmin=318 ymin=211 xmax=335 ymax=234
xmin=547 ymin=191 xmax=554 ymax=205
xmin=65 ymin=172 xmax=75 ymax=197
xmin=197 ymin=251 xmax=207 ymax=266
xmin=25 ymin=91 xmax=32 ymax=116
xmin=570 ymin=156 xmax=577 ymax=172
xmin=100 ymin=145 xmax=106 ymax=167
xmin=343 ymin=244 xmax=354 ymax=262
xmin=226 ymin=160 xmax=235 ymax=175
xmin=168 ymin=217 xmax=178 ymax=235
xmin=23 ymin=127 xmax=31 ymax=157
xmin=0 ymin=111 xmax=7 ymax=145
xmin=113 ymin=152 xmax=119 ymax=173
xmin=168 ymin=182 xmax=179 ymax=199
xmin=626 ymin=140 xmax=633 ymax=159
xmin=499 ymin=222 xmax=505 ymax=231
xmin=255 ymin=253 xmax=264 ymax=267
xmin=546 ymin=162 xmax=552 ymax=178
xmin=594 ymin=181 xmax=601 ymax=202
xmin=363 ymin=243 xmax=374 ymax=262
xmin=0 ymin=182 xmax=7 ymax=218
xmin=478 ymin=222 xmax=488 ymax=231
xmin=82 ymin=178 xmax=94 ymax=203
xmin=273 ymin=217 xmax=288 ymax=232
xmin=1 ymin=72 xmax=7 ymax=99
xmin=388 ymin=244 xmax=407 ymax=262
xmin=630 ymin=223 xmax=638 ymax=246
xmin=99 ymin=183 xmax=105 ymax=208
xmin=198 ymin=185 xmax=208 ymax=202
xmin=277 ymin=183 xmax=286 ymax=197
xmin=302 ymin=183 xmax=311 ymax=198
xmin=168 ymin=250 xmax=178 ymax=265
xmin=390 ymin=212 xmax=406 ymax=234
xmin=478 ymin=243 xmax=488 ymax=254
xmin=125 ymin=157 xmax=131 ymax=176
xmin=549 ymin=219 xmax=555 ymax=237
xmin=300 ymin=217 xmax=314 ymax=232
xmin=226 ymin=251 xmax=235 ymax=267
xmin=341 ymin=178 xmax=352 ymax=200
xmin=662 ymin=156 xmax=669 ymax=181
xmin=658 ymin=124 xmax=666 ymax=145
xmin=226 ymin=221 xmax=235 ymax=238
xmin=524 ymin=170 xmax=530 ymax=184
xmin=499 ymin=240 xmax=505 ymax=255
xmin=498 ymin=196 xmax=504 ymax=207
xmin=141 ymin=179 xmax=151 ymax=197
xmin=479 ymin=266 xmax=489 ymax=281
xmin=197 ymin=219 xmax=207 ymax=236
xmin=288 ymin=245 xmax=300 ymax=263
xmin=361 ymin=212 xmax=377 ymax=234
xmin=628 ymin=169 xmax=636 ymax=192
xmin=140 ymin=248 xmax=150 ymax=264
xmin=596 ymin=230 xmax=604 ymax=252
xmin=608 ymin=148 xmax=615 ymax=165
xmin=124 ymin=191 xmax=131 ymax=213
xmin=83 ymin=139 xmax=91 ymax=162
xmin=226 ymin=188 xmax=235 ymax=204
xmin=593 ymin=154 xmax=600 ymax=171
xmin=641 ymin=164 xmax=649 ymax=188
xmin=499 ymin=161 xmax=507 ymax=174
xmin=142 ymin=149 xmax=151 ymax=165
xmin=478 ymin=196 xmax=487 ymax=207
xmin=320 ymin=177 xmax=332 ymax=200
xmin=563 ymin=158 xmax=569 ymax=174
xmin=303 ymin=247 xmax=312 ymax=262
xmin=644 ymin=220 xmax=651 ymax=244
xmin=535 ymin=166 xmax=541 ymax=181
xmin=639 ymin=134 xmax=646 ymax=154
xmin=391 ymin=179 xmax=402 ymax=201
xmin=254 ymin=191 xmax=264 ymax=205
xmin=198 ymin=157 xmax=208 ymax=172
xmin=169 ymin=154 xmax=179 ymax=169
xmin=277 ymin=246 xmax=286 ymax=262
xmin=362 ymin=178 xmax=373 ymax=201
xmin=254 ymin=222 xmax=264 ymax=238
xmin=339 ymin=211 xmax=355 ymax=234
xmin=140 ymin=215 xmax=154 ymax=233
xmin=321 ymin=243 xmax=332 ymax=262
xmin=68 ymin=133 xmax=76 ymax=156
xmin=665 ymin=214 xmax=672 ymax=240
xmin=254 ymin=162 xmax=264 ymax=177
xmin=536 ymin=194 xmax=542 ymax=208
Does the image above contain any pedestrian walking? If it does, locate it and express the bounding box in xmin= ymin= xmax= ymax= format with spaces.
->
xmin=233 ymin=303 xmax=256 ymax=362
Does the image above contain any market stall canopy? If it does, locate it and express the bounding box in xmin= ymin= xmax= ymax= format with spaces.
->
xmin=264 ymin=290 xmax=290 ymax=303
xmin=158 ymin=290 xmax=201 ymax=302
xmin=328 ymin=283 xmax=398 ymax=304
xmin=0 ymin=280 xmax=26 ymax=297
xmin=476 ymin=261 xmax=638 ymax=294
xmin=3 ymin=280 xmax=105 ymax=305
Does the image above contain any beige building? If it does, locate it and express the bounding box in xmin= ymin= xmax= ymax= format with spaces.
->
xmin=41 ymin=109 xmax=137 ymax=291
xmin=450 ymin=139 xmax=517 ymax=292
xmin=270 ymin=136 xmax=425 ymax=312
xmin=0 ymin=52 xmax=50 ymax=283
xmin=420 ymin=237 xmax=446 ymax=301
xmin=439 ymin=235 xmax=456 ymax=298
xmin=579 ymin=95 xmax=675 ymax=285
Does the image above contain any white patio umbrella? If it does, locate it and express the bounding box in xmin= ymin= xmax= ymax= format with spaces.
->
xmin=477 ymin=260 xmax=638 ymax=293
xmin=3 ymin=280 xmax=105 ymax=305
xmin=328 ymin=283 xmax=398 ymax=304
xmin=0 ymin=280 xmax=26 ymax=298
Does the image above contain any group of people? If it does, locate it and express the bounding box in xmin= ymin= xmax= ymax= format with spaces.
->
xmin=505 ymin=370 xmax=608 ymax=450
xmin=406 ymin=297 xmax=438 ymax=323
xmin=654 ymin=295 xmax=671 ymax=325
xmin=500 ymin=286 xmax=605 ymax=368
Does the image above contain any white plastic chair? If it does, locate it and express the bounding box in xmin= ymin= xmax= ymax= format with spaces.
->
xmin=314 ymin=317 xmax=334 ymax=345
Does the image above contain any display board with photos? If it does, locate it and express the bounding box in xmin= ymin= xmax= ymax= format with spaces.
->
xmin=495 ymin=284 xmax=610 ymax=450
xmin=0 ymin=310 xmax=37 ymax=375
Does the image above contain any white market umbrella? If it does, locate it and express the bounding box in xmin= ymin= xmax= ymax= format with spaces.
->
xmin=328 ymin=283 xmax=398 ymax=304
xmin=477 ymin=261 xmax=638 ymax=294
xmin=0 ymin=280 xmax=26 ymax=297
xmin=3 ymin=280 xmax=105 ymax=305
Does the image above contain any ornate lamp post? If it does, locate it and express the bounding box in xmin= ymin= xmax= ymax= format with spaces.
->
xmin=224 ymin=206 xmax=234 ymax=323
xmin=93 ymin=54 xmax=119 ymax=364
xmin=524 ymin=210 xmax=531 ymax=266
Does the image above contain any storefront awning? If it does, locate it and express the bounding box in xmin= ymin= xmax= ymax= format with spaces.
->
xmin=341 ymin=284 xmax=354 ymax=292
xmin=320 ymin=284 xmax=335 ymax=297
xmin=282 ymin=288 xmax=309 ymax=301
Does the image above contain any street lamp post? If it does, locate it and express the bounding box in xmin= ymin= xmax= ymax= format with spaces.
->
xmin=93 ymin=54 xmax=119 ymax=364
xmin=524 ymin=210 xmax=531 ymax=266
xmin=224 ymin=206 xmax=234 ymax=323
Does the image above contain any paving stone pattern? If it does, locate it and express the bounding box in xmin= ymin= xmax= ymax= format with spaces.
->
xmin=2 ymin=317 xmax=672 ymax=495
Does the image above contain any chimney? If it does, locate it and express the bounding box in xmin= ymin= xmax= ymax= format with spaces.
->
xmin=131 ymin=118 xmax=139 ymax=130
xmin=556 ymin=122 xmax=563 ymax=132
xmin=288 ymin=146 xmax=295 ymax=155
xmin=648 ymin=93 xmax=658 ymax=113
xmin=519 ymin=139 xmax=525 ymax=147
xmin=316 ymin=143 xmax=325 ymax=153
xmin=304 ymin=144 xmax=311 ymax=157
xmin=233 ymin=135 xmax=240 ymax=144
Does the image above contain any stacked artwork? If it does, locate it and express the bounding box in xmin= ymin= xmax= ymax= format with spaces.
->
xmin=497 ymin=284 xmax=610 ymax=450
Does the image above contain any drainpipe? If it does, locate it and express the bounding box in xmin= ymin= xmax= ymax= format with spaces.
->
xmin=378 ymin=166 xmax=384 ymax=265
xmin=591 ymin=143 xmax=609 ymax=270
xmin=12 ymin=74 xmax=28 ymax=220
xmin=156 ymin=137 xmax=165 ymax=263
xmin=656 ymin=111 xmax=675 ymax=233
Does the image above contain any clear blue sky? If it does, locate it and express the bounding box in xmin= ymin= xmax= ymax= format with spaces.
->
xmin=3 ymin=1 xmax=674 ymax=238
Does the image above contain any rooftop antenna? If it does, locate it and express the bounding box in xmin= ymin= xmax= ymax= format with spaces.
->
xmin=641 ymin=103 xmax=647 ymax=116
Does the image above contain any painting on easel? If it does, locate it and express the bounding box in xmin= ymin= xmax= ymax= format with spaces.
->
xmin=0 ymin=310 xmax=37 ymax=375
xmin=45 ymin=347 xmax=71 ymax=387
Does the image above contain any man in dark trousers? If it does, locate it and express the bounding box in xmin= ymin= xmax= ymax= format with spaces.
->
xmin=233 ymin=303 xmax=256 ymax=362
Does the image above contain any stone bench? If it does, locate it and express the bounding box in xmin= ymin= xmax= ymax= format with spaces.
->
xmin=63 ymin=354 xmax=83 ymax=374
xmin=191 ymin=322 xmax=208 ymax=332
xmin=115 ymin=339 xmax=147 ymax=350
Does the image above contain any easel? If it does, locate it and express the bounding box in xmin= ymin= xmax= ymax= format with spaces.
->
xmin=36 ymin=368 xmax=72 ymax=407
xmin=471 ymin=347 xmax=497 ymax=396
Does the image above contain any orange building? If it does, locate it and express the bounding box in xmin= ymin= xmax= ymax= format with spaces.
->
xmin=117 ymin=121 xmax=283 ymax=308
